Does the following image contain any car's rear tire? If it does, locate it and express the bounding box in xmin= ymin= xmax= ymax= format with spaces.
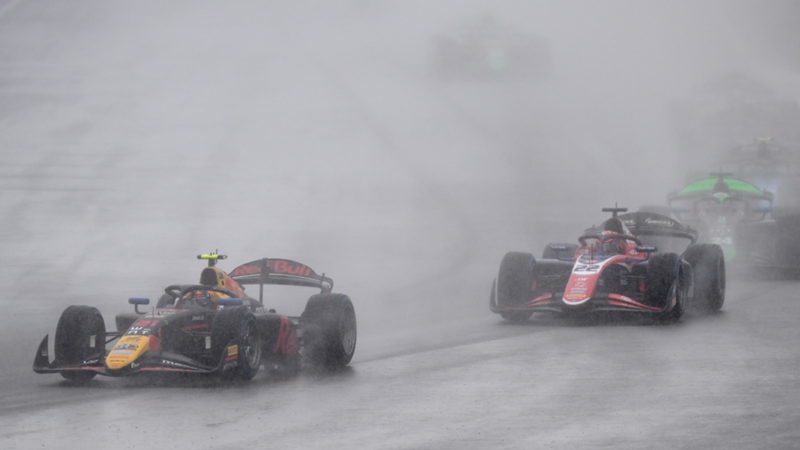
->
xmin=212 ymin=306 xmax=261 ymax=381
xmin=495 ymin=252 xmax=535 ymax=322
xmin=775 ymin=214 xmax=800 ymax=271
xmin=645 ymin=253 xmax=686 ymax=324
xmin=300 ymin=293 xmax=357 ymax=369
xmin=682 ymin=244 xmax=725 ymax=313
xmin=54 ymin=305 xmax=106 ymax=382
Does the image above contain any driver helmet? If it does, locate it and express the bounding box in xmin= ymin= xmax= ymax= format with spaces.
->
xmin=600 ymin=231 xmax=627 ymax=255
xmin=181 ymin=289 xmax=218 ymax=309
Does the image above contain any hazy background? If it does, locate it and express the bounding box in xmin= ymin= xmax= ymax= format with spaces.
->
xmin=2 ymin=1 xmax=800 ymax=448
xmin=2 ymin=0 xmax=799 ymax=375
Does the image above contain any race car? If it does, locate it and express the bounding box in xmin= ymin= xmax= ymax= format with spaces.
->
xmin=718 ymin=137 xmax=800 ymax=211
xmin=490 ymin=207 xmax=726 ymax=323
xmin=668 ymin=172 xmax=800 ymax=272
xmin=33 ymin=254 xmax=357 ymax=382
xmin=429 ymin=13 xmax=552 ymax=81
xmin=670 ymin=73 xmax=800 ymax=166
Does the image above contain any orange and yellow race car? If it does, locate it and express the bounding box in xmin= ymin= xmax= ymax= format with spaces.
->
xmin=33 ymin=253 xmax=356 ymax=383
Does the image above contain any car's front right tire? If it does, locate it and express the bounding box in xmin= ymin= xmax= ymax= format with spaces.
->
xmin=495 ymin=252 xmax=536 ymax=322
xmin=54 ymin=305 xmax=106 ymax=382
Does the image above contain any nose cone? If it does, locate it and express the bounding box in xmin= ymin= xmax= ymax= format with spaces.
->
xmin=105 ymin=335 xmax=150 ymax=370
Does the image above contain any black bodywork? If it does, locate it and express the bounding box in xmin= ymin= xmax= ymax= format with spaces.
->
xmin=33 ymin=256 xmax=357 ymax=381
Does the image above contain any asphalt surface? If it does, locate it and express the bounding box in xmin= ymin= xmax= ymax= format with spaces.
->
xmin=1 ymin=2 xmax=800 ymax=449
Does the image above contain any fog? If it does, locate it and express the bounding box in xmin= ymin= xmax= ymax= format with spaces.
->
xmin=2 ymin=1 xmax=800 ymax=448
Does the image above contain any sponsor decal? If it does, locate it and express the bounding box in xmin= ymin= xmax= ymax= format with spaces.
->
xmin=574 ymin=282 xmax=587 ymax=288
xmin=181 ymin=323 xmax=209 ymax=331
xmin=115 ymin=344 xmax=138 ymax=350
xmin=273 ymin=317 xmax=299 ymax=354
xmin=273 ymin=260 xmax=312 ymax=277
xmin=192 ymin=316 xmax=205 ymax=321
xmin=564 ymin=293 xmax=586 ymax=299
xmin=227 ymin=345 xmax=238 ymax=357
xmin=232 ymin=264 xmax=260 ymax=277
xmin=573 ymin=264 xmax=600 ymax=274
xmin=221 ymin=271 xmax=245 ymax=297
xmin=112 ymin=350 xmax=133 ymax=355
xmin=645 ymin=217 xmax=675 ymax=227
xmin=161 ymin=360 xmax=195 ymax=370
xmin=125 ymin=327 xmax=151 ymax=335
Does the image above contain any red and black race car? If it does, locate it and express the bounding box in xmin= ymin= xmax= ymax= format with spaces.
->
xmin=33 ymin=254 xmax=356 ymax=382
xmin=490 ymin=207 xmax=726 ymax=323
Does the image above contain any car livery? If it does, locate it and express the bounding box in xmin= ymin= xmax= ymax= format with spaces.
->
xmin=34 ymin=253 xmax=356 ymax=382
xmin=490 ymin=207 xmax=726 ymax=323
xmin=668 ymin=173 xmax=800 ymax=273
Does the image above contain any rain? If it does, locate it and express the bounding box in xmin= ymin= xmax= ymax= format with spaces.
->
xmin=2 ymin=1 xmax=800 ymax=448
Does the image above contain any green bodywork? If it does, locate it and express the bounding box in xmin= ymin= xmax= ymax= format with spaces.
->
xmin=678 ymin=178 xmax=764 ymax=195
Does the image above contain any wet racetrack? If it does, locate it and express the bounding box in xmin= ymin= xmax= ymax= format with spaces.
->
xmin=1 ymin=2 xmax=800 ymax=449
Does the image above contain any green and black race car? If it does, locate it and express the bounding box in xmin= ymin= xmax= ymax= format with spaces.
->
xmin=668 ymin=173 xmax=800 ymax=275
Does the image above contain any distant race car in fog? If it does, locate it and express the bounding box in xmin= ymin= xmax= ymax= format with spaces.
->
xmin=717 ymin=137 xmax=800 ymax=211
xmin=668 ymin=173 xmax=800 ymax=274
xmin=34 ymin=253 xmax=357 ymax=383
xmin=490 ymin=207 xmax=725 ymax=324
xmin=670 ymin=73 xmax=800 ymax=164
xmin=429 ymin=13 xmax=552 ymax=81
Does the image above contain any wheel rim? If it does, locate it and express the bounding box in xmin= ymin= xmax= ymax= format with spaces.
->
xmin=241 ymin=320 xmax=260 ymax=369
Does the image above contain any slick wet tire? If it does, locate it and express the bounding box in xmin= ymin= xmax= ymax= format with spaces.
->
xmin=645 ymin=253 xmax=686 ymax=324
xmin=682 ymin=244 xmax=725 ymax=313
xmin=775 ymin=214 xmax=800 ymax=270
xmin=212 ymin=306 xmax=261 ymax=381
xmin=495 ymin=252 xmax=535 ymax=322
xmin=54 ymin=305 xmax=106 ymax=382
xmin=300 ymin=294 xmax=357 ymax=369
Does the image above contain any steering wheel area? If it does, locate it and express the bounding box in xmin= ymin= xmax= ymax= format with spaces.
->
xmin=166 ymin=284 xmax=240 ymax=309
xmin=578 ymin=233 xmax=641 ymax=247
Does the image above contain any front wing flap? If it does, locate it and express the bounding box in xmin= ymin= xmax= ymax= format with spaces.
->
xmin=33 ymin=334 xmax=238 ymax=377
xmin=490 ymin=282 xmax=667 ymax=315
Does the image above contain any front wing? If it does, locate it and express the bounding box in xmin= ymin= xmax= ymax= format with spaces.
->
xmin=33 ymin=334 xmax=239 ymax=377
xmin=490 ymin=286 xmax=669 ymax=316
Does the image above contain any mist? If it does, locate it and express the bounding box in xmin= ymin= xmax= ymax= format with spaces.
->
xmin=2 ymin=1 xmax=800 ymax=448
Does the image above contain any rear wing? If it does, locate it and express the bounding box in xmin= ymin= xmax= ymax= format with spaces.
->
xmin=229 ymin=258 xmax=333 ymax=294
xmin=585 ymin=212 xmax=698 ymax=244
